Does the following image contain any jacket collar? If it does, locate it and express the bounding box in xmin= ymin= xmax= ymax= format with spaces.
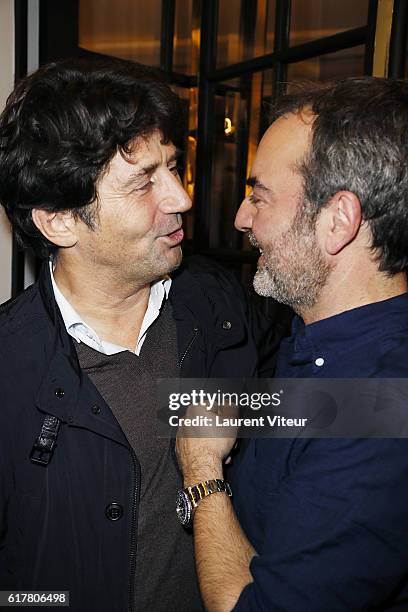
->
xmin=38 ymin=258 xmax=60 ymax=325
xmin=37 ymin=260 xmax=80 ymax=359
xmin=34 ymin=262 xmax=80 ymax=420
xmin=170 ymin=265 xmax=247 ymax=355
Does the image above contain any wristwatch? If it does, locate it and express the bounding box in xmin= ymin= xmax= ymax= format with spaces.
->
xmin=176 ymin=479 xmax=232 ymax=527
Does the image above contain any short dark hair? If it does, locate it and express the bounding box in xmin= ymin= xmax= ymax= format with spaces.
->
xmin=272 ymin=77 xmax=408 ymax=274
xmin=0 ymin=57 xmax=183 ymax=257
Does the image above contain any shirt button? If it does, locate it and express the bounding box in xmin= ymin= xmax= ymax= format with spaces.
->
xmin=55 ymin=388 xmax=65 ymax=399
xmin=91 ymin=404 xmax=101 ymax=415
xmin=315 ymin=357 xmax=325 ymax=367
xmin=222 ymin=320 xmax=232 ymax=330
xmin=105 ymin=502 xmax=123 ymax=521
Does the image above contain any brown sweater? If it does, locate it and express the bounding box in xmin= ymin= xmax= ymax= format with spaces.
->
xmin=75 ymin=300 xmax=203 ymax=611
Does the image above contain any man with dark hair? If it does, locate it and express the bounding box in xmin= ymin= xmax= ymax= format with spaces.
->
xmin=177 ymin=77 xmax=408 ymax=611
xmin=0 ymin=58 xmax=262 ymax=611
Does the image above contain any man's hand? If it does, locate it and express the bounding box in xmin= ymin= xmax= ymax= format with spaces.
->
xmin=176 ymin=402 xmax=238 ymax=486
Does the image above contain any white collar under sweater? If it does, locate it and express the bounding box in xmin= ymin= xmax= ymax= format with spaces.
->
xmin=49 ymin=261 xmax=171 ymax=356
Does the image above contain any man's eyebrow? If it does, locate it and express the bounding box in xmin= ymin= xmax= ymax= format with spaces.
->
xmin=123 ymin=149 xmax=183 ymax=188
xmin=246 ymin=176 xmax=273 ymax=193
xmin=123 ymin=162 xmax=159 ymax=188
xmin=169 ymin=148 xmax=183 ymax=163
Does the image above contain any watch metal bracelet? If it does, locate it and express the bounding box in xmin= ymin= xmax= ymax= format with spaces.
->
xmin=187 ymin=478 xmax=232 ymax=508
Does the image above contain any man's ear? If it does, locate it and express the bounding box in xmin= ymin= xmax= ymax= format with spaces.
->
xmin=323 ymin=191 xmax=362 ymax=256
xmin=31 ymin=208 xmax=78 ymax=249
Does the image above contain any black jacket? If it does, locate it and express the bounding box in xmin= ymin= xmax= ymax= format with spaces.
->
xmin=0 ymin=258 xmax=266 ymax=612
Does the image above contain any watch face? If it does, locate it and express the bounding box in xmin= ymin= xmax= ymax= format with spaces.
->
xmin=176 ymin=490 xmax=192 ymax=527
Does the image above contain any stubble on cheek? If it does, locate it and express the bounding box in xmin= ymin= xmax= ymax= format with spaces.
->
xmin=252 ymin=218 xmax=332 ymax=311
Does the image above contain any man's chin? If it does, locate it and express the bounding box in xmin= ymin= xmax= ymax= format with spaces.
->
xmin=162 ymin=245 xmax=183 ymax=275
xmin=253 ymin=267 xmax=275 ymax=298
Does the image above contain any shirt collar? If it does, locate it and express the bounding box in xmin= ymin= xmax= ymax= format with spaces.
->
xmin=49 ymin=261 xmax=171 ymax=355
xmin=49 ymin=261 xmax=87 ymax=336
xmin=282 ymin=292 xmax=408 ymax=368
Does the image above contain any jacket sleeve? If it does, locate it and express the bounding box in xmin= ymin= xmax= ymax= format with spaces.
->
xmin=0 ymin=355 xmax=13 ymax=579
xmin=232 ymin=438 xmax=408 ymax=611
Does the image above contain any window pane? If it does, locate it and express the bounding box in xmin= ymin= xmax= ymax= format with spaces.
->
xmin=210 ymin=71 xmax=273 ymax=249
xmin=174 ymin=0 xmax=200 ymax=74
xmin=79 ymin=0 xmax=161 ymax=66
xmin=217 ymin=0 xmax=275 ymax=68
xmin=290 ymin=0 xmax=369 ymax=46
xmin=287 ymin=45 xmax=365 ymax=83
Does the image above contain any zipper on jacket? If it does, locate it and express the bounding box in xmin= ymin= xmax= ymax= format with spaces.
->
xmin=179 ymin=326 xmax=199 ymax=373
xmin=128 ymin=448 xmax=141 ymax=612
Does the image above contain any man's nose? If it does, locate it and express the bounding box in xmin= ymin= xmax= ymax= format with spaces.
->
xmin=235 ymin=198 xmax=254 ymax=232
xmin=162 ymin=175 xmax=192 ymax=214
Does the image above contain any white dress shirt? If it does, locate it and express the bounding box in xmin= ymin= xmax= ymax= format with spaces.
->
xmin=49 ymin=261 xmax=171 ymax=356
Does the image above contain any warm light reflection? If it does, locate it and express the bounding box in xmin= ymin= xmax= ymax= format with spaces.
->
xmin=186 ymin=134 xmax=196 ymax=199
xmin=224 ymin=117 xmax=235 ymax=136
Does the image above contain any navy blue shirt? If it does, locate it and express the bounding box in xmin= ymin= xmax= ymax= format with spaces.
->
xmin=231 ymin=294 xmax=408 ymax=611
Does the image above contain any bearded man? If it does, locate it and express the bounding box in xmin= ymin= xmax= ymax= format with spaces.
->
xmin=176 ymin=78 xmax=408 ymax=611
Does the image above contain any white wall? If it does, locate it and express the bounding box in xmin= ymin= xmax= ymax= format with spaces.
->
xmin=24 ymin=0 xmax=40 ymax=289
xmin=0 ymin=0 xmax=14 ymax=302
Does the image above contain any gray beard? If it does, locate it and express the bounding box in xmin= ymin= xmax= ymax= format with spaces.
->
xmin=249 ymin=210 xmax=332 ymax=313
